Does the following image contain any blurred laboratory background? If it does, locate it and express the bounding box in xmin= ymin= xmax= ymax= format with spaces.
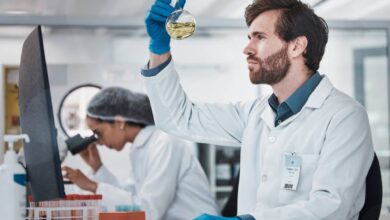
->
xmin=0 ymin=0 xmax=389 ymax=219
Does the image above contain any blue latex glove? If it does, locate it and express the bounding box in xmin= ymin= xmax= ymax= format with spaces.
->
xmin=145 ymin=0 xmax=186 ymax=54
xmin=194 ymin=214 xmax=240 ymax=220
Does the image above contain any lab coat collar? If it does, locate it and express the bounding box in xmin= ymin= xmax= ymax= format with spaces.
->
xmin=260 ymin=75 xmax=333 ymax=128
xmin=261 ymin=103 xmax=277 ymax=129
xmin=304 ymin=75 xmax=333 ymax=109
xmin=132 ymin=125 xmax=155 ymax=149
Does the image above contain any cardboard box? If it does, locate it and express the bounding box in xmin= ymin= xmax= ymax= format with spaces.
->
xmin=99 ymin=211 xmax=146 ymax=220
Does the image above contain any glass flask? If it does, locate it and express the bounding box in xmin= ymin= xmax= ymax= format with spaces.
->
xmin=165 ymin=1 xmax=196 ymax=40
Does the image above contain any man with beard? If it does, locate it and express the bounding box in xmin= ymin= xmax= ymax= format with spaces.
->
xmin=141 ymin=0 xmax=375 ymax=219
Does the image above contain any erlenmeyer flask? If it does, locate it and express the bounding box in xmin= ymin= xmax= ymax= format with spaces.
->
xmin=165 ymin=1 xmax=196 ymax=40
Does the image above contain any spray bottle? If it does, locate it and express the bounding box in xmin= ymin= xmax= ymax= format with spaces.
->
xmin=0 ymin=134 xmax=30 ymax=220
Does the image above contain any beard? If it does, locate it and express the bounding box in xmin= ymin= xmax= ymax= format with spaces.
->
xmin=247 ymin=45 xmax=291 ymax=85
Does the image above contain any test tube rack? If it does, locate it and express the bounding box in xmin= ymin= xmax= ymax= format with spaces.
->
xmin=26 ymin=194 xmax=102 ymax=220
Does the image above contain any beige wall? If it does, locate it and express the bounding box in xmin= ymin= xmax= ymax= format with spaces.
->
xmin=0 ymin=66 xmax=4 ymax=164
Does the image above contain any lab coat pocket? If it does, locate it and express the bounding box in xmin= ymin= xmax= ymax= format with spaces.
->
xmin=277 ymin=154 xmax=319 ymax=205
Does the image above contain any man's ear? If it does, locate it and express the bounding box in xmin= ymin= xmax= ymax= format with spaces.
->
xmin=290 ymin=36 xmax=308 ymax=58
xmin=114 ymin=115 xmax=126 ymax=130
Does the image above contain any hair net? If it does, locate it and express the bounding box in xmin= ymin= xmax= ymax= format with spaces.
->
xmin=87 ymin=87 xmax=154 ymax=125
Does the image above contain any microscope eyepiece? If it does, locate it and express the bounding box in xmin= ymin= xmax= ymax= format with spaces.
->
xmin=65 ymin=134 xmax=97 ymax=155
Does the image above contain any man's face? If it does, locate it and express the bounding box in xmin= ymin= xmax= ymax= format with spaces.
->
xmin=243 ymin=10 xmax=291 ymax=85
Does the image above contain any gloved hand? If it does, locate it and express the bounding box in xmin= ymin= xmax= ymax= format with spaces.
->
xmin=194 ymin=214 xmax=240 ymax=220
xmin=145 ymin=0 xmax=186 ymax=54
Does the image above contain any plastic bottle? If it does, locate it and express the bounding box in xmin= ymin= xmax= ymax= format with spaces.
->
xmin=0 ymin=134 xmax=30 ymax=220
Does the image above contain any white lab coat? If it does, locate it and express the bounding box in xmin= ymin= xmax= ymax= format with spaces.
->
xmin=143 ymin=61 xmax=375 ymax=220
xmin=91 ymin=126 xmax=219 ymax=220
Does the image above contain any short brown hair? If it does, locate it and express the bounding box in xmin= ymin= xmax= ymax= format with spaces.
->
xmin=245 ymin=0 xmax=328 ymax=72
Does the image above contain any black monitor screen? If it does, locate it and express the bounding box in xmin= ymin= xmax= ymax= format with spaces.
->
xmin=18 ymin=26 xmax=65 ymax=201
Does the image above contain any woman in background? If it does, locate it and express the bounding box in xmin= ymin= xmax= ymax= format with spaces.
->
xmin=63 ymin=87 xmax=219 ymax=220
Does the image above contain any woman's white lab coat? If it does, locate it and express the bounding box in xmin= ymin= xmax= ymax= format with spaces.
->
xmin=143 ymin=61 xmax=375 ymax=220
xmin=90 ymin=126 xmax=219 ymax=220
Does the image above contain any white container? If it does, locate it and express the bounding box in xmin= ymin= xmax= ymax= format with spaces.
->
xmin=0 ymin=134 xmax=30 ymax=220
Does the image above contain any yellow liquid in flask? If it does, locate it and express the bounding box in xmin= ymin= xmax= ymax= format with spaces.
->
xmin=166 ymin=22 xmax=196 ymax=40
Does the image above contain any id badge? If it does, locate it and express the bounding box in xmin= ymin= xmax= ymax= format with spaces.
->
xmin=281 ymin=152 xmax=301 ymax=190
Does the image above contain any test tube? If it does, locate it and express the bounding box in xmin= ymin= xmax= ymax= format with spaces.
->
xmin=44 ymin=200 xmax=51 ymax=219
xmin=89 ymin=194 xmax=96 ymax=220
xmin=43 ymin=200 xmax=52 ymax=220
xmin=79 ymin=195 xmax=85 ymax=220
xmin=74 ymin=194 xmax=79 ymax=220
xmin=58 ymin=198 xmax=65 ymax=219
xmin=52 ymin=199 xmax=60 ymax=219
xmin=38 ymin=200 xmax=44 ymax=220
xmin=95 ymin=194 xmax=103 ymax=218
xmin=70 ymin=194 xmax=77 ymax=220
xmin=45 ymin=199 xmax=51 ymax=219
xmin=89 ymin=194 xmax=95 ymax=219
xmin=27 ymin=195 xmax=34 ymax=219
xmin=97 ymin=194 xmax=102 ymax=207
xmin=78 ymin=194 xmax=84 ymax=220
xmin=66 ymin=194 xmax=73 ymax=219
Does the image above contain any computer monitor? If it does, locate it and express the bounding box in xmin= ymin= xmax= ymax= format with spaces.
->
xmin=18 ymin=26 xmax=65 ymax=201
